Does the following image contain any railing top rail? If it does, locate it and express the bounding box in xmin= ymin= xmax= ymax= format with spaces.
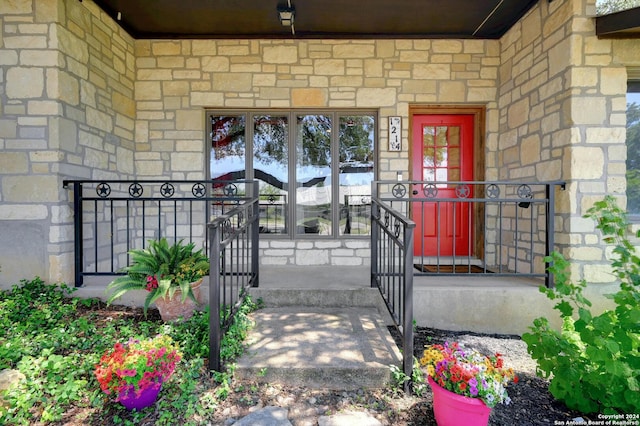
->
xmin=207 ymin=197 xmax=259 ymax=228
xmin=372 ymin=196 xmax=416 ymax=229
xmin=63 ymin=178 xmax=256 ymax=187
xmin=374 ymin=179 xmax=567 ymax=187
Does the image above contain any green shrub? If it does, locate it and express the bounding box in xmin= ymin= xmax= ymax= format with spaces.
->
xmin=522 ymin=196 xmax=640 ymax=414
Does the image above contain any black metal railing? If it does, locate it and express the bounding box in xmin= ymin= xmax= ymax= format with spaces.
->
xmin=208 ymin=181 xmax=260 ymax=372
xmin=375 ymin=180 xmax=566 ymax=288
xmin=371 ymin=192 xmax=415 ymax=392
xmin=62 ymin=179 xmax=256 ymax=286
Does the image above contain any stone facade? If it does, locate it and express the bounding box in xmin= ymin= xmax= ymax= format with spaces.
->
xmin=0 ymin=0 xmax=638 ymax=286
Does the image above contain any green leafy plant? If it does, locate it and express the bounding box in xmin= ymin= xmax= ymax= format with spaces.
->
xmin=522 ymin=196 xmax=640 ymax=414
xmin=0 ymin=278 xmax=260 ymax=425
xmin=106 ymin=238 xmax=210 ymax=315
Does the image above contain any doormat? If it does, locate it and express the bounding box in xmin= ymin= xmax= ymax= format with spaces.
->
xmin=414 ymin=264 xmax=492 ymax=273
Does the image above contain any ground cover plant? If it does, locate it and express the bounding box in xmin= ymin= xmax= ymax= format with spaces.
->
xmin=523 ymin=196 xmax=640 ymax=414
xmin=0 ymin=278 xmax=258 ymax=425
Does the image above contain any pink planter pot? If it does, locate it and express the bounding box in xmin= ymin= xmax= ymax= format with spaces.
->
xmin=118 ymin=383 xmax=162 ymax=410
xmin=428 ymin=376 xmax=491 ymax=426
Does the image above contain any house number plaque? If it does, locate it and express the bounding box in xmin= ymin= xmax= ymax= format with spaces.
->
xmin=389 ymin=116 xmax=401 ymax=151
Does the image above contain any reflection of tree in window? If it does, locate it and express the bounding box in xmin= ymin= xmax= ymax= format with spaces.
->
xmin=627 ymin=101 xmax=640 ymax=213
xmin=339 ymin=116 xmax=374 ymax=163
xmin=297 ymin=115 xmax=331 ymax=167
xmin=210 ymin=116 xmax=245 ymax=160
xmin=254 ymin=115 xmax=288 ymax=165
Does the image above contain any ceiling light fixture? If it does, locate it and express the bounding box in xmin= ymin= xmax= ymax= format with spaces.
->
xmin=278 ymin=0 xmax=296 ymax=35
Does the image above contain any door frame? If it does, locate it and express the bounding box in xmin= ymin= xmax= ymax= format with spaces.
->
xmin=408 ymin=104 xmax=486 ymax=260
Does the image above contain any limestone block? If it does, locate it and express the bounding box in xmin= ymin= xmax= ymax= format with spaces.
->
xmin=19 ymin=50 xmax=61 ymax=67
xmin=292 ymin=88 xmax=327 ymax=107
xmin=151 ymin=42 xmax=181 ymax=56
xmin=433 ymin=40 xmax=462 ymax=53
xmin=192 ymin=40 xmax=217 ymax=56
xmin=3 ymin=176 xmax=59 ymax=202
xmin=520 ymin=135 xmax=541 ymax=166
xmin=356 ymin=88 xmax=396 ymax=107
xmin=86 ymin=106 xmax=113 ymax=133
xmin=585 ymin=127 xmax=625 ymax=144
xmin=3 ymin=35 xmax=48 ymax=49
xmin=6 ymin=67 xmax=43 ymax=99
xmin=138 ymin=69 xmax=173 ymax=81
xmin=600 ymin=67 xmax=626 ymax=95
xmin=345 ymin=240 xmax=369 ymax=249
xmin=0 ymin=0 xmax=32 ymax=14
xmin=0 ymin=152 xmax=28 ymax=174
xmin=333 ymin=44 xmax=375 ymax=58
xmin=314 ymin=241 xmax=341 ymax=249
xmin=47 ymin=69 xmax=80 ymax=106
xmin=56 ymin=26 xmax=89 ymax=63
xmin=218 ymin=44 xmax=250 ymax=56
xmin=202 ymin=56 xmax=229 ymax=72
xmin=438 ymin=81 xmax=465 ymax=102
xmin=0 ymin=204 xmax=48 ymax=220
xmin=111 ymin=92 xmax=135 ymax=117
xmin=536 ymin=159 xmax=562 ymax=181
xmin=136 ymin=160 xmax=164 ymax=176
xmin=583 ymin=263 xmax=615 ymax=283
xmin=296 ymin=249 xmax=328 ymax=265
xmin=507 ymin=97 xmax=530 ymax=129
xmin=84 ymin=147 xmax=109 ymax=169
xmin=413 ymin=64 xmax=451 ymax=80
xmin=570 ymin=97 xmax=606 ymax=125
xmin=270 ymin=241 xmax=296 ymax=249
xmin=171 ymin=152 xmax=203 ymax=171
xmin=212 ymin=73 xmax=252 ymax=91
xmin=0 ymin=49 xmax=17 ymax=66
xmin=176 ymin=110 xmax=203 ymax=130
xmin=163 ymin=81 xmax=189 ymax=96
xmin=190 ymin=92 xmax=224 ymax=106
xmin=135 ymin=81 xmax=161 ymax=100
xmin=314 ymin=59 xmax=345 ymax=76
xmin=263 ymin=45 xmax=298 ymax=63
xmin=0 ymin=119 xmax=17 ymax=138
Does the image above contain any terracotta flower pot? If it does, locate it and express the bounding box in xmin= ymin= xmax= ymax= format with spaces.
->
xmin=428 ymin=376 xmax=491 ymax=426
xmin=154 ymin=279 xmax=202 ymax=322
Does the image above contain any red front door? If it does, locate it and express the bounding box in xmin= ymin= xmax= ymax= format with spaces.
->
xmin=412 ymin=114 xmax=474 ymax=257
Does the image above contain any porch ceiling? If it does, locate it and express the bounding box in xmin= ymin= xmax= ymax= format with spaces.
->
xmin=91 ymin=0 xmax=541 ymax=39
xmin=596 ymin=7 xmax=640 ymax=38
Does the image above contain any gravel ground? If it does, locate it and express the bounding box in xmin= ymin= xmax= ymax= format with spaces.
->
xmin=211 ymin=327 xmax=594 ymax=426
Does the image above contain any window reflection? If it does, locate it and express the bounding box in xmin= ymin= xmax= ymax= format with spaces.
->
xmin=296 ymin=115 xmax=332 ymax=235
xmin=339 ymin=115 xmax=374 ymax=235
xmin=254 ymin=115 xmax=289 ymax=234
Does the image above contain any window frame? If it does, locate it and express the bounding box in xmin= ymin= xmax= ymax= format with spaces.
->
xmin=206 ymin=109 xmax=378 ymax=239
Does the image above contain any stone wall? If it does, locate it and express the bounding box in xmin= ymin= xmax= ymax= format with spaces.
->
xmin=0 ymin=0 xmax=135 ymax=285
xmin=1 ymin=0 xmax=639 ymax=283
xmin=133 ymin=38 xmax=502 ymax=266
xmin=497 ymin=0 xmax=639 ymax=283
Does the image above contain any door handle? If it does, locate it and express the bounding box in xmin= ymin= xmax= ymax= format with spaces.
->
xmin=412 ymin=190 xmax=418 ymax=195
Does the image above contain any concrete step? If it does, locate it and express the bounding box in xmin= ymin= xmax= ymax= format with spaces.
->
xmin=235 ymin=307 xmax=402 ymax=390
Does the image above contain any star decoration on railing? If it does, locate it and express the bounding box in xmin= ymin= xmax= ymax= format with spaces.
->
xmin=129 ymin=183 xmax=143 ymax=198
xmin=455 ymin=184 xmax=471 ymax=198
xmin=224 ymin=183 xmax=238 ymax=197
xmin=423 ymin=183 xmax=438 ymax=198
xmin=392 ymin=183 xmax=407 ymax=198
xmin=192 ymin=183 xmax=206 ymax=198
xmin=486 ymin=184 xmax=500 ymax=199
xmin=96 ymin=182 xmax=111 ymax=198
xmin=160 ymin=183 xmax=175 ymax=198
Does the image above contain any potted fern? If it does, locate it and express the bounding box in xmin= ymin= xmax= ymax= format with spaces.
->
xmin=106 ymin=238 xmax=209 ymax=321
